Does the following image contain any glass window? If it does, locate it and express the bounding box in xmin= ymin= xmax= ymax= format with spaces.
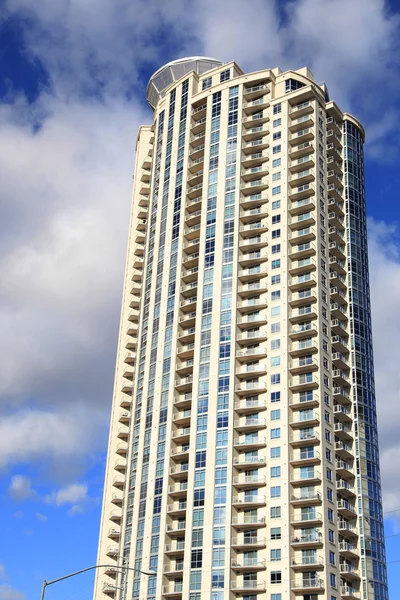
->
xmin=270 ymin=447 xmax=281 ymax=458
xmin=271 ymin=428 xmax=281 ymax=439
xmin=271 ymin=357 xmax=280 ymax=367
xmin=273 ymin=118 xmax=281 ymax=127
xmin=271 ymin=409 xmax=280 ymax=420
xmin=272 ymin=186 xmax=281 ymax=195
xmin=271 ymin=571 xmax=282 ymax=584
xmin=271 ymin=391 xmax=281 ymax=402
xmin=220 ymin=69 xmax=230 ymax=82
xmin=272 ymin=131 xmax=281 ymax=141
xmin=271 ymin=486 xmax=281 ymax=498
xmin=272 ymin=199 xmax=281 ymax=209
xmin=202 ymin=77 xmax=212 ymax=90
xmin=271 ymin=307 xmax=280 ymax=317
xmin=272 ymin=144 xmax=281 ymax=154
xmin=273 ymin=103 xmax=281 ymax=114
xmin=271 ymin=527 xmax=281 ymax=540
xmin=272 ymin=158 xmax=281 ymax=168
xmin=271 ymin=466 xmax=281 ymax=478
xmin=272 ymin=243 xmax=281 ymax=254
xmin=271 ymin=549 xmax=281 ymax=561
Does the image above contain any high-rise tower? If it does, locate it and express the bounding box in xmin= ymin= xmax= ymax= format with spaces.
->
xmin=94 ymin=58 xmax=388 ymax=600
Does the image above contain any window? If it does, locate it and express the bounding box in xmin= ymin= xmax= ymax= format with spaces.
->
xmin=271 ymin=571 xmax=282 ymax=584
xmin=270 ymin=549 xmax=281 ymax=561
xmin=271 ymin=274 xmax=280 ymax=285
xmin=271 ymin=391 xmax=281 ymax=402
xmin=271 ymin=428 xmax=281 ymax=439
xmin=330 ymin=573 xmax=337 ymax=588
xmin=202 ymin=77 xmax=212 ymax=90
xmin=271 ymin=290 xmax=280 ymax=302
xmin=272 ymin=144 xmax=281 ymax=154
xmin=273 ymin=118 xmax=281 ymax=127
xmin=271 ymin=373 xmax=280 ymax=384
xmin=272 ymin=158 xmax=281 ymax=168
xmin=272 ymin=214 xmax=281 ymax=224
xmin=212 ymin=548 xmax=225 ymax=568
xmin=272 ymin=131 xmax=281 ymax=141
xmin=271 ymin=259 xmax=281 ymax=269
xmin=270 ymin=506 xmax=281 ymax=519
xmin=191 ymin=549 xmax=203 ymax=568
xmin=272 ymin=186 xmax=281 ymax=196
xmin=271 ymin=527 xmax=281 ymax=540
xmin=271 ymin=409 xmax=280 ymax=420
xmin=271 ymin=357 xmax=280 ymax=367
xmin=328 ymin=508 xmax=334 ymax=522
xmin=329 ymin=550 xmax=335 ymax=565
xmin=271 ymin=339 xmax=280 ymax=350
xmin=327 ymin=487 xmax=333 ymax=502
xmin=272 ymin=199 xmax=281 ymax=210
xmin=273 ymin=103 xmax=281 ymax=114
xmin=196 ymin=451 xmax=206 ymax=468
xmin=190 ymin=572 xmax=202 ymax=590
xmin=271 ymin=486 xmax=281 ymax=498
xmin=270 ymin=447 xmax=281 ymax=459
xmin=285 ymin=78 xmax=305 ymax=93
xmin=272 ymin=229 xmax=281 ymax=239
xmin=328 ymin=529 xmax=335 ymax=543
xmin=272 ymin=172 xmax=281 ymax=181
xmin=272 ymin=243 xmax=281 ymax=254
xmin=270 ymin=466 xmax=281 ymax=478
xmin=271 ymin=595 xmax=282 ymax=600
xmin=193 ymin=509 xmax=204 ymax=527
xmin=271 ymin=307 xmax=280 ymax=317
xmin=220 ymin=69 xmax=230 ymax=82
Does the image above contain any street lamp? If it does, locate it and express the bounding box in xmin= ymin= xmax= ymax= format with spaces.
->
xmin=40 ymin=564 xmax=156 ymax=600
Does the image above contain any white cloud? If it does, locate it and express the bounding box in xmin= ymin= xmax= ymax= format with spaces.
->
xmin=368 ymin=219 xmax=400 ymax=515
xmin=35 ymin=512 xmax=47 ymax=522
xmin=45 ymin=482 xmax=88 ymax=506
xmin=7 ymin=475 xmax=34 ymax=502
xmin=0 ymin=586 xmax=25 ymax=600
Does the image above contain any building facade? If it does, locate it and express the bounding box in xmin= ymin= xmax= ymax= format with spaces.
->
xmin=94 ymin=58 xmax=388 ymax=600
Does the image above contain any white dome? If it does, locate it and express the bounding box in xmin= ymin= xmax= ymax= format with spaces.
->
xmin=146 ymin=56 xmax=223 ymax=110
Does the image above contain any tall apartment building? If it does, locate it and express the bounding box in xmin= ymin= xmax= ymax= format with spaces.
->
xmin=94 ymin=57 xmax=388 ymax=600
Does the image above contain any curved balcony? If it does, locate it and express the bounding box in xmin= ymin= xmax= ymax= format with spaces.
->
xmin=291 ymin=491 xmax=322 ymax=506
xmin=239 ymin=234 xmax=268 ymax=251
xmin=231 ymin=580 xmax=266 ymax=593
xmin=231 ymin=558 xmax=266 ymax=571
xmin=237 ymin=329 xmax=268 ymax=345
xmin=291 ymin=578 xmax=324 ymax=594
xmin=175 ymin=375 xmax=193 ymax=392
xmin=339 ymin=542 xmax=359 ymax=559
xmin=291 ymin=556 xmax=324 ymax=570
xmin=237 ymin=314 xmax=267 ymax=330
xmin=234 ymin=416 xmax=267 ymax=431
xmin=291 ymin=470 xmax=321 ymax=486
xmin=235 ymin=381 xmax=267 ymax=396
xmin=290 ymin=392 xmax=319 ymax=409
xmin=290 ymin=449 xmax=321 ymax=466
xmin=290 ymin=431 xmax=320 ymax=447
xmin=289 ymin=374 xmax=319 ymax=393
xmin=232 ymin=474 xmax=266 ymax=488
xmin=232 ymin=494 xmax=266 ymax=508
xmin=236 ymin=364 xmax=267 ymax=379
xmin=234 ymin=435 xmax=266 ymax=449
xmin=291 ymin=533 xmax=323 ymax=548
xmin=234 ymin=398 xmax=267 ymax=413
xmin=233 ymin=455 xmax=267 ymax=469
xmin=289 ymin=356 xmax=319 ymax=374
xmin=236 ymin=346 xmax=268 ymax=361
xmin=231 ymin=535 xmax=266 ymax=549
xmin=232 ymin=515 xmax=266 ymax=528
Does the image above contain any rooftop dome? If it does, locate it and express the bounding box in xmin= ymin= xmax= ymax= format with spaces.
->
xmin=146 ymin=56 xmax=223 ymax=110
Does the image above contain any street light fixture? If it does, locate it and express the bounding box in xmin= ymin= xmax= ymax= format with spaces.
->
xmin=40 ymin=564 xmax=156 ymax=600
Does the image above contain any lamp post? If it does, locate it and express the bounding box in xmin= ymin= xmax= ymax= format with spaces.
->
xmin=40 ymin=564 xmax=156 ymax=600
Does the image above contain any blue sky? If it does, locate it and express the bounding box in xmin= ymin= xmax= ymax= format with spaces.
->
xmin=0 ymin=0 xmax=400 ymax=598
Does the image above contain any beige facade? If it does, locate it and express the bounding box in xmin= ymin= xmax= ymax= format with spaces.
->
xmin=94 ymin=58 xmax=388 ymax=600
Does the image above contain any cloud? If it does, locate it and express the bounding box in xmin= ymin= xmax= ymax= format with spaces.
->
xmin=0 ymin=566 xmax=25 ymax=600
xmin=0 ymin=586 xmax=25 ymax=600
xmin=45 ymin=482 xmax=88 ymax=506
xmin=7 ymin=475 xmax=34 ymax=502
xmin=368 ymin=219 xmax=400 ymax=515
xmin=12 ymin=511 xmax=23 ymax=519
xmin=35 ymin=512 xmax=47 ymax=522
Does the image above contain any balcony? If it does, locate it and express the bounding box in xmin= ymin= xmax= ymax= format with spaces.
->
xmin=162 ymin=584 xmax=183 ymax=598
xmin=233 ymin=474 xmax=266 ymax=488
xmin=237 ymin=281 xmax=267 ymax=297
xmin=231 ymin=558 xmax=266 ymax=571
xmin=289 ymin=127 xmax=314 ymax=145
xmin=237 ymin=297 xmax=268 ymax=312
xmin=106 ymin=545 xmax=119 ymax=558
xmin=183 ymin=236 xmax=200 ymax=253
xmin=289 ymin=375 xmax=319 ymax=393
xmin=167 ymin=502 xmax=187 ymax=516
xmin=291 ymin=533 xmax=323 ymax=548
xmin=289 ymin=141 xmax=314 ymax=160
xmin=230 ymin=581 xmax=266 ymax=593
xmin=233 ymin=435 xmax=266 ymax=449
xmin=290 ymin=449 xmax=321 ymax=466
xmin=172 ymin=427 xmax=191 ymax=443
xmin=289 ymin=339 xmax=318 ymax=358
xmin=237 ymin=329 xmax=268 ymax=345
xmin=338 ymin=520 xmax=357 ymax=536
xmin=234 ymin=398 xmax=267 ymax=413
xmin=164 ymin=562 xmax=184 ymax=576
xmin=237 ymin=314 xmax=267 ymax=329
xmin=233 ymin=455 xmax=267 ymax=468
xmin=242 ymin=126 xmax=270 ymax=144
xmin=114 ymin=459 xmax=126 ymax=473
xmin=291 ymin=491 xmax=322 ymax=506
xmin=289 ymin=322 xmax=318 ymax=340
xmin=188 ymin=156 xmax=204 ymax=174
xmin=241 ymin=164 xmax=269 ymax=181
xmin=166 ymin=518 xmax=187 ymax=531
xmin=291 ymin=556 xmax=324 ymax=570
xmin=232 ymin=494 xmax=266 ymax=507
xmin=117 ymin=425 xmax=129 ymax=440
xmin=336 ymin=480 xmax=356 ymax=498
xmin=238 ymin=251 xmax=268 ymax=269
xmin=241 ymin=150 xmax=269 ymax=168
xmin=232 ymin=535 xmax=266 ymax=549
xmin=291 ymin=469 xmax=321 ymax=486
xmin=291 ymin=578 xmax=324 ymax=593
xmin=240 ymin=192 xmax=269 ymax=210
xmin=289 ymin=257 xmax=317 ymax=276
xmin=288 ymin=184 xmax=315 ymax=203
xmin=232 ymin=515 xmax=266 ymax=527
xmin=239 ymin=206 xmax=269 ymax=224
xmin=335 ymin=441 xmax=354 ymax=460
xmin=110 ymin=492 xmax=123 ymax=506
xmin=243 ymin=94 xmax=270 ymax=112
xmin=289 ymin=356 xmax=318 ymax=374
xmin=243 ymin=82 xmax=270 ymax=99
xmin=334 ymin=422 xmax=353 ymax=441
xmin=236 ymin=363 xmax=267 ymax=378
xmin=334 ymin=404 xmax=352 ymax=421
xmin=291 ymin=511 xmax=322 ymax=526
xmin=115 ymin=442 xmax=128 ymax=458
xmin=242 ymin=137 xmax=269 ymax=154
xmin=236 ymin=346 xmax=268 ymax=362
xmin=189 ymin=142 xmax=205 ymax=161
xmin=290 ymin=392 xmax=319 ymax=409
xmin=165 ymin=541 xmax=185 ymax=555
xmin=289 ymin=288 xmax=318 ymax=307
xmin=338 ymin=499 xmax=357 ymax=517
xmin=290 ymin=431 xmax=320 ymax=447
xmin=192 ymin=102 xmax=207 ymax=119
xmin=341 ymin=586 xmax=360 ymax=599
xmin=235 ymin=381 xmax=267 ymax=395
xmin=169 ymin=464 xmax=189 ymax=481
xmin=234 ymin=416 xmax=267 ymax=431
xmin=339 ymin=542 xmax=359 ymax=558
xmin=239 ymin=234 xmax=268 ymax=251
xmin=238 ymin=267 xmax=268 ymax=282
